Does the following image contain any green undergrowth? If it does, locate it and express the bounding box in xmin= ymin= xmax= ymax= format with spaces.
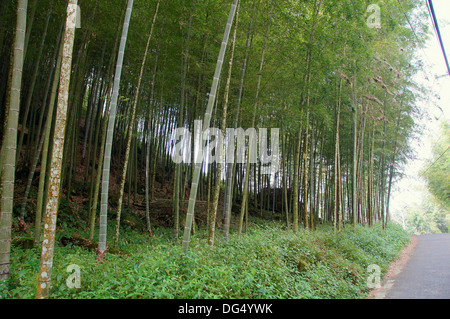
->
xmin=1 ymin=220 xmax=410 ymax=299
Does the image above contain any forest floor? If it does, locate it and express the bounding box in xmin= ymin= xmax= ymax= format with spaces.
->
xmin=3 ymin=217 xmax=411 ymax=299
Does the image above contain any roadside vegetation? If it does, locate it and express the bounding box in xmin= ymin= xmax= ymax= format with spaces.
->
xmin=2 ymin=217 xmax=410 ymax=299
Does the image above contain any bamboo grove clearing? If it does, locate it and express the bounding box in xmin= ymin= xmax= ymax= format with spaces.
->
xmin=0 ymin=0 xmax=435 ymax=299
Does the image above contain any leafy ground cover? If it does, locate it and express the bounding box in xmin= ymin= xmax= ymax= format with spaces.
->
xmin=1 ymin=219 xmax=410 ymax=299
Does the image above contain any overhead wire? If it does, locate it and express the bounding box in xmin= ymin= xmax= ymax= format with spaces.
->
xmin=423 ymin=0 xmax=450 ymax=120
xmin=426 ymin=0 xmax=450 ymax=76
xmin=379 ymin=1 xmax=449 ymax=203
xmin=389 ymin=0 xmax=434 ymax=78
xmin=419 ymin=145 xmax=450 ymax=177
xmin=390 ymin=0 xmax=448 ymax=120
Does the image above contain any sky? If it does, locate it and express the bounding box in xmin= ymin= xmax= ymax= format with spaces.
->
xmin=390 ymin=0 xmax=450 ymax=222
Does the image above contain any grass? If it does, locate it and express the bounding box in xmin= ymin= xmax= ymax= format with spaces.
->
xmin=1 ymin=218 xmax=410 ymax=299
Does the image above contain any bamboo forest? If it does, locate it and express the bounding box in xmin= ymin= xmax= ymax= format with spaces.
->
xmin=0 ymin=0 xmax=449 ymax=301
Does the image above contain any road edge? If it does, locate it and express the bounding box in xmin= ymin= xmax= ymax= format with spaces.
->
xmin=367 ymin=235 xmax=419 ymax=299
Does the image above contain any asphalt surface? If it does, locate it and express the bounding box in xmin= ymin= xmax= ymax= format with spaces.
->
xmin=384 ymin=233 xmax=450 ymax=299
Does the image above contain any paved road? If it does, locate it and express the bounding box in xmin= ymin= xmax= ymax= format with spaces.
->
xmin=384 ymin=233 xmax=450 ymax=299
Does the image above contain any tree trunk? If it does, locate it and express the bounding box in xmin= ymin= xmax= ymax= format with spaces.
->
xmin=223 ymin=0 xmax=255 ymax=242
xmin=182 ymin=0 xmax=238 ymax=253
xmin=282 ymin=132 xmax=290 ymax=228
xmin=145 ymin=49 xmax=159 ymax=237
xmin=292 ymin=130 xmax=301 ymax=233
xmin=239 ymin=2 xmax=273 ymax=235
xmin=114 ymin=0 xmax=160 ymax=248
xmin=16 ymin=4 xmax=51 ymax=167
xmin=34 ymin=24 xmax=66 ymax=246
xmin=334 ymin=77 xmax=342 ymax=233
xmin=97 ymin=0 xmax=134 ymax=260
xmin=209 ymin=1 xmax=239 ymax=246
xmin=352 ymin=66 xmax=358 ymax=228
xmin=385 ymin=111 xmax=401 ymax=228
xmin=303 ymin=111 xmax=310 ymax=229
xmin=173 ymin=3 xmax=192 ymax=238
xmin=380 ymin=94 xmax=388 ymax=229
xmin=36 ymin=0 xmax=78 ymax=298
xmin=0 ymin=0 xmax=28 ymax=283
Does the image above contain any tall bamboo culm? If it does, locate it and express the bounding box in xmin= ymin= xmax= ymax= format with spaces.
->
xmin=0 ymin=0 xmax=28 ymax=283
xmin=182 ymin=0 xmax=238 ymax=253
xmin=97 ymin=0 xmax=134 ymax=260
xmin=36 ymin=0 xmax=78 ymax=299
